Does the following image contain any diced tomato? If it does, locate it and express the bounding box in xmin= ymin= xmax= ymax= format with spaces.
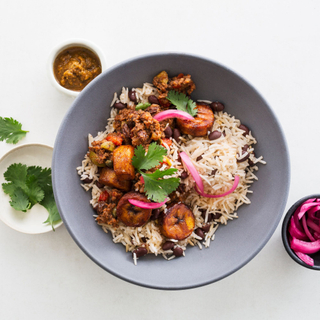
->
xmin=106 ymin=133 xmax=123 ymax=146
xmin=140 ymin=176 xmax=144 ymax=184
xmin=99 ymin=190 xmax=109 ymax=202
xmin=161 ymin=138 xmax=172 ymax=148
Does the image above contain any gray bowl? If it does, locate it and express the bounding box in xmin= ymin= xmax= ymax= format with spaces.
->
xmin=52 ymin=53 xmax=290 ymax=290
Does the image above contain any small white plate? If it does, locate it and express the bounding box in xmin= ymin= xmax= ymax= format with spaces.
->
xmin=0 ymin=143 xmax=63 ymax=234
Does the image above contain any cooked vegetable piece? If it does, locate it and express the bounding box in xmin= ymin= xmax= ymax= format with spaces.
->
xmin=113 ymin=145 xmax=135 ymax=180
xmin=159 ymin=203 xmax=195 ymax=240
xmin=88 ymin=150 xmax=106 ymax=167
xmin=101 ymin=141 xmax=115 ymax=151
xmin=153 ymin=71 xmax=169 ymax=91
xmin=117 ymin=192 xmax=152 ymax=227
xmin=106 ymin=133 xmax=123 ymax=146
xmin=99 ymin=167 xmax=131 ymax=191
xmin=176 ymin=104 xmax=214 ymax=137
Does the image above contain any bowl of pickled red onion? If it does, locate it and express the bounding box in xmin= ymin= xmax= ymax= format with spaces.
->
xmin=282 ymin=194 xmax=320 ymax=270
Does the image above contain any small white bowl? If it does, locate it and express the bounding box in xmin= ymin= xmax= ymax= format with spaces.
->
xmin=47 ymin=38 xmax=107 ymax=97
xmin=0 ymin=143 xmax=63 ymax=234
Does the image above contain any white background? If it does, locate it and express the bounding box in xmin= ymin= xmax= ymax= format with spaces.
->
xmin=1 ymin=1 xmax=319 ymax=319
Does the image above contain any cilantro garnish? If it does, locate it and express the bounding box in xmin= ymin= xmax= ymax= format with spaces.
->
xmin=132 ymin=143 xmax=180 ymax=202
xmin=0 ymin=117 xmax=28 ymax=144
xmin=2 ymin=163 xmax=61 ymax=230
xmin=167 ymin=91 xmax=198 ymax=117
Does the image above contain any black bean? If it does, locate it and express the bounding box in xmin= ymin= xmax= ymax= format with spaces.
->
xmin=196 ymin=155 xmax=203 ymax=161
xmin=164 ymin=126 xmax=173 ymax=138
xmin=128 ymin=90 xmax=137 ymax=102
xmin=200 ymin=210 xmax=214 ymax=222
xmin=210 ymin=101 xmax=225 ymax=112
xmin=180 ymin=171 xmax=188 ymax=179
xmin=95 ymin=181 xmax=104 ymax=188
xmin=82 ymin=178 xmax=93 ymax=184
xmin=201 ymin=224 xmax=211 ymax=233
xmin=248 ymin=158 xmax=255 ymax=167
xmin=208 ymin=130 xmax=222 ymax=140
xmin=211 ymin=169 xmax=217 ymax=176
xmin=173 ymin=129 xmax=181 ymax=142
xmin=195 ymin=228 xmax=205 ymax=240
xmin=141 ymin=237 xmax=147 ymax=243
xmin=162 ymin=241 xmax=175 ymax=251
xmin=150 ymin=208 xmax=160 ymax=220
xmin=239 ymin=124 xmax=250 ymax=136
xmin=148 ymin=95 xmax=159 ymax=105
xmin=113 ymin=102 xmax=127 ymax=110
xmin=132 ymin=247 xmax=148 ymax=258
xmin=173 ymin=246 xmax=184 ymax=257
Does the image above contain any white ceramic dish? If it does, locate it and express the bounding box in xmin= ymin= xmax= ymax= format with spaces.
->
xmin=0 ymin=143 xmax=63 ymax=234
xmin=47 ymin=38 xmax=107 ymax=97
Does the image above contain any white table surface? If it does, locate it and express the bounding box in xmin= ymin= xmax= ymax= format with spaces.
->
xmin=1 ymin=1 xmax=319 ymax=319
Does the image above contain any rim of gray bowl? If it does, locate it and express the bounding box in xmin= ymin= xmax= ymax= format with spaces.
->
xmin=52 ymin=52 xmax=291 ymax=290
xmin=281 ymin=194 xmax=320 ymax=270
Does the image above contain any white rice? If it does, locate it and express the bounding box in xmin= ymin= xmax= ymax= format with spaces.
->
xmin=76 ymin=82 xmax=265 ymax=264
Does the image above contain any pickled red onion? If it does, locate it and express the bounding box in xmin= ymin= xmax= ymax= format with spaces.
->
xmin=179 ymin=152 xmax=204 ymax=193
xmin=195 ymin=175 xmax=240 ymax=198
xmin=153 ymin=110 xmax=194 ymax=122
xmin=295 ymin=251 xmax=314 ymax=266
xmin=128 ymin=198 xmax=167 ymax=209
xmin=290 ymin=238 xmax=320 ymax=254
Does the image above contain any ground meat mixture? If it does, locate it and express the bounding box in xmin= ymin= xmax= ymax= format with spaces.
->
xmin=88 ymin=140 xmax=112 ymax=166
xmin=114 ymin=108 xmax=164 ymax=147
xmin=96 ymin=202 xmax=118 ymax=227
xmin=153 ymin=71 xmax=196 ymax=107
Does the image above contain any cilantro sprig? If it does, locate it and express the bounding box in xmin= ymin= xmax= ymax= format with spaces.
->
xmin=132 ymin=143 xmax=180 ymax=203
xmin=2 ymin=163 xmax=61 ymax=230
xmin=0 ymin=117 xmax=28 ymax=144
xmin=167 ymin=91 xmax=198 ymax=117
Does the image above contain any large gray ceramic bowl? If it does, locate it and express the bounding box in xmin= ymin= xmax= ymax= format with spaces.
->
xmin=52 ymin=53 xmax=290 ymax=290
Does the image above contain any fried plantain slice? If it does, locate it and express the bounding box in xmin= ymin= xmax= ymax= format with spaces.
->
xmin=176 ymin=104 xmax=214 ymax=137
xmin=99 ymin=167 xmax=131 ymax=191
xmin=116 ymin=192 xmax=152 ymax=227
xmin=159 ymin=203 xmax=195 ymax=240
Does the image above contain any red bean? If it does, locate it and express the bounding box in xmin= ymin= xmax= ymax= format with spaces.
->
xmin=150 ymin=208 xmax=160 ymax=220
xmin=195 ymin=228 xmax=205 ymax=240
xmin=173 ymin=129 xmax=181 ymax=142
xmin=173 ymin=246 xmax=184 ymax=257
xmin=239 ymin=124 xmax=250 ymax=136
xmin=162 ymin=241 xmax=175 ymax=251
xmin=132 ymin=247 xmax=148 ymax=258
xmin=209 ymin=130 xmax=222 ymax=140
xmin=148 ymin=95 xmax=159 ymax=104
xmin=201 ymin=224 xmax=211 ymax=233
xmin=180 ymin=171 xmax=188 ymax=179
xmin=128 ymin=90 xmax=137 ymax=102
xmin=114 ymin=102 xmax=127 ymax=110
xmin=237 ymin=151 xmax=250 ymax=163
xmin=210 ymin=101 xmax=225 ymax=112
xmin=164 ymin=126 xmax=173 ymax=138
xmin=82 ymin=178 xmax=93 ymax=184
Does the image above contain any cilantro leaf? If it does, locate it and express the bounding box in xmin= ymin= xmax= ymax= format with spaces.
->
xmin=167 ymin=91 xmax=198 ymax=117
xmin=1 ymin=163 xmax=60 ymax=230
xmin=41 ymin=186 xmax=61 ymax=231
xmin=141 ymin=169 xmax=180 ymax=203
xmin=132 ymin=142 xmax=167 ymax=171
xmin=0 ymin=117 xmax=28 ymax=144
xmin=9 ymin=188 xmax=30 ymax=212
xmin=24 ymin=175 xmax=45 ymax=208
xmin=4 ymin=163 xmax=28 ymax=189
